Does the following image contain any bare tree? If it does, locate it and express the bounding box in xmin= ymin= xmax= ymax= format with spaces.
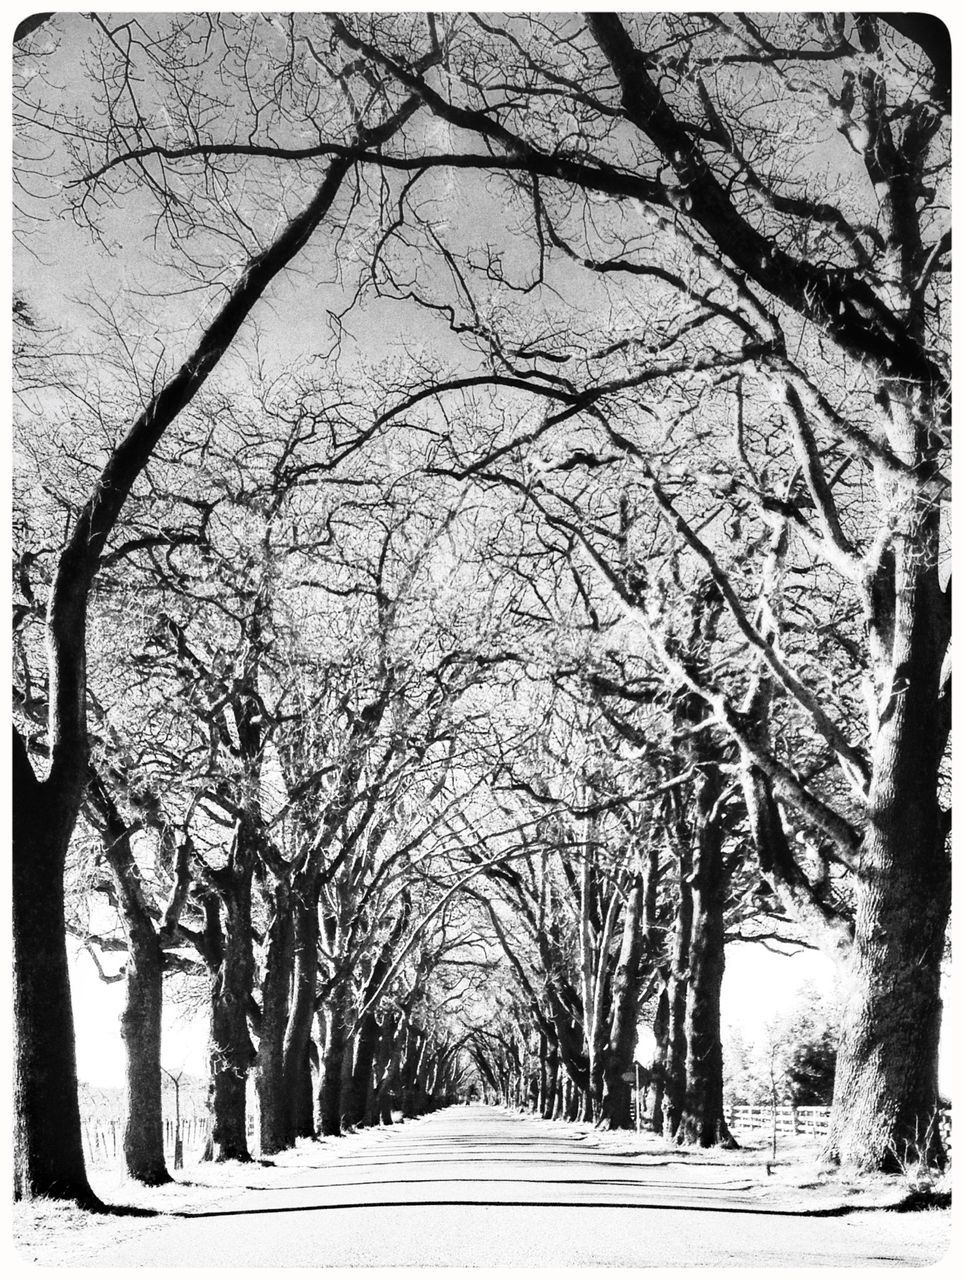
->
xmin=316 ymin=11 xmax=949 ymax=1170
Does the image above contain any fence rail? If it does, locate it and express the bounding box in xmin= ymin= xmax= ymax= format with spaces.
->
xmin=82 ymin=1104 xmax=951 ymax=1164
xmin=730 ymin=1104 xmax=831 ymax=1136
xmin=730 ymin=1104 xmax=952 ymax=1155
xmin=82 ymin=1115 xmax=213 ymax=1166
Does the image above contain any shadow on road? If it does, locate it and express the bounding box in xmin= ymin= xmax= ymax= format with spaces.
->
xmin=171 ymin=1196 xmax=851 ymax=1220
xmin=190 ymin=1174 xmax=757 ymax=1195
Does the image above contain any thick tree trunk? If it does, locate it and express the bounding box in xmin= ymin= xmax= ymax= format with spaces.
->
xmin=828 ymin=846 xmax=947 ymax=1170
xmin=345 ymin=908 xmax=409 ymax=1128
xmin=288 ymin=1040 xmax=316 ymax=1141
xmin=414 ymin=1044 xmax=434 ymax=1115
xmin=340 ymin=1022 xmax=357 ymax=1123
xmin=554 ymin=1075 xmax=566 ymax=1118
xmin=563 ymin=1078 xmax=581 ymax=1122
xmin=527 ymin=1042 xmax=541 ymax=1113
xmin=672 ymin=727 xmax=737 ymax=1149
xmin=256 ymin=886 xmax=293 ymax=1156
xmin=541 ymin=1037 xmax=560 ymax=1120
xmin=120 ymin=926 xmax=172 ymax=1182
xmin=319 ymin=977 xmax=350 ymax=1136
xmin=649 ymin=983 xmax=670 ymax=1133
xmin=345 ymin=1009 xmax=380 ymax=1129
xmin=368 ymin=1013 xmax=398 ymax=1126
xmin=661 ymin=853 xmax=692 ymax=1139
xmin=400 ymin=1027 xmax=424 ymax=1119
xmin=545 ymin=990 xmax=590 ymax=1100
xmin=206 ymin=884 xmax=256 ymax=1162
xmin=674 ymin=760 xmax=736 ymax=1148
xmin=13 ymin=741 xmax=96 ymax=1204
xmin=87 ymin=769 xmax=173 ymax=1185
xmin=283 ymin=885 xmax=319 ymax=1143
xmin=536 ymin=1029 xmax=548 ymax=1114
xmin=827 ymin=815 xmax=948 ymax=1170
xmin=827 ymin=410 xmax=950 ymax=1171
xmin=602 ymin=874 xmax=644 ymax=1129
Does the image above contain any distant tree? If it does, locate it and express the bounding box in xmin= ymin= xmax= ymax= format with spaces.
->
xmin=785 ymin=1031 xmax=837 ymax=1108
xmin=724 ymin=983 xmax=839 ymax=1108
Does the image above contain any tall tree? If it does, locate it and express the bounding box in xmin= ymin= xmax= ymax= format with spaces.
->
xmin=12 ymin=11 xmax=439 ymax=1197
xmin=322 ymin=11 xmax=949 ymax=1170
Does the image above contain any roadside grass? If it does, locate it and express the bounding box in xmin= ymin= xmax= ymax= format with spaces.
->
xmin=12 ymin=1159 xmax=244 ymax=1266
xmin=11 ymin=1115 xmax=422 ymax=1266
xmin=535 ymin=1113 xmax=952 ymax=1213
xmin=12 ymin=1109 xmax=950 ymax=1266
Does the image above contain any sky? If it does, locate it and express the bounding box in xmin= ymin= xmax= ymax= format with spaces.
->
xmin=69 ymin=942 xmax=210 ymax=1086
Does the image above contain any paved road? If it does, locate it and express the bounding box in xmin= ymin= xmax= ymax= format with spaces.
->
xmin=97 ymin=1107 xmax=946 ymax=1267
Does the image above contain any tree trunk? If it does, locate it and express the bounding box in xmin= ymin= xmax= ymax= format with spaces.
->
xmin=340 ymin=1021 xmax=356 ymax=1123
xmin=563 ymin=1078 xmax=581 ymax=1122
xmin=602 ymin=873 xmax=644 ymax=1129
xmin=13 ymin=740 xmax=96 ymax=1204
xmin=120 ymin=926 xmax=172 ymax=1182
xmin=661 ymin=846 xmax=692 ymax=1139
xmin=827 ymin=403 xmax=950 ymax=1171
xmin=87 ymin=768 xmax=173 ymax=1185
xmin=206 ymin=883 xmax=256 ymax=1162
xmin=415 ymin=1045 xmax=434 ymax=1115
xmin=674 ymin=746 xmax=736 ymax=1148
xmin=368 ymin=1013 xmax=395 ymax=1125
xmin=256 ymin=885 xmax=293 ymax=1156
xmin=373 ymin=1014 xmax=403 ymax=1125
xmin=542 ymin=1038 xmax=560 ymax=1120
xmin=526 ymin=1041 xmax=540 ymax=1113
xmin=345 ymin=907 xmax=409 ymax=1128
xmin=283 ymin=883 xmax=319 ymax=1143
xmin=319 ymin=976 xmax=350 ymax=1136
xmin=536 ymin=1030 xmax=548 ymax=1115
xmin=827 ymin=816 xmax=948 ymax=1170
xmin=400 ymin=1027 xmax=425 ymax=1118
xmin=345 ymin=1009 xmax=380 ymax=1129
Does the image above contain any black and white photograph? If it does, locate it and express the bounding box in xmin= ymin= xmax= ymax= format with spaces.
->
xmin=11 ymin=7 xmax=952 ymax=1268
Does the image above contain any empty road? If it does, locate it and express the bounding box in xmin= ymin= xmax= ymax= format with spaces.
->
xmin=94 ymin=1107 xmax=946 ymax=1267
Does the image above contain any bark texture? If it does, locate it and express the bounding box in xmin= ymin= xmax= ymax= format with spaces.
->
xmin=826 ymin=438 xmax=950 ymax=1169
xmin=602 ymin=874 xmax=644 ymax=1129
xmin=88 ymin=770 xmax=173 ymax=1185
xmin=119 ymin=930 xmax=171 ymax=1182
xmin=204 ymin=882 xmax=256 ymax=1162
xmin=13 ymin=735 xmax=95 ymax=1203
xmin=319 ymin=975 xmax=350 ymax=1136
xmin=283 ymin=881 xmax=320 ymax=1142
xmin=256 ymin=885 xmax=294 ymax=1156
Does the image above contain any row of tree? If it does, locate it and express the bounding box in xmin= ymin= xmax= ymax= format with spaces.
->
xmin=13 ymin=11 xmax=950 ymax=1203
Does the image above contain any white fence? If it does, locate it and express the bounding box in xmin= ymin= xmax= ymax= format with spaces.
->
xmin=82 ymin=1115 xmax=213 ymax=1166
xmin=730 ymin=1104 xmax=832 ymax=1136
xmin=730 ymin=1104 xmax=952 ymax=1155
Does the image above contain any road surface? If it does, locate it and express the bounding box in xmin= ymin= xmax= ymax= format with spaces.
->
xmin=93 ymin=1106 xmax=947 ymax=1267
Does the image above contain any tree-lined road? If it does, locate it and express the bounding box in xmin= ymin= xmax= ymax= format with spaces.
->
xmin=95 ymin=1109 xmax=945 ymax=1267
xmin=14 ymin=11 xmax=950 ymax=1212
